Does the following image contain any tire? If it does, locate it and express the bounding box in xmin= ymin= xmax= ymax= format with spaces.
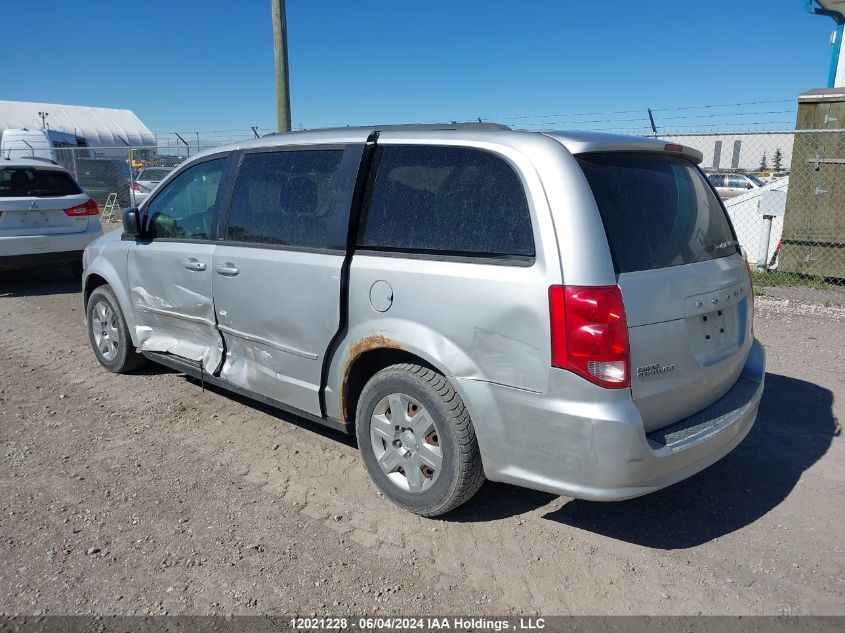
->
xmin=86 ymin=285 xmax=146 ymax=373
xmin=355 ymin=363 xmax=485 ymax=517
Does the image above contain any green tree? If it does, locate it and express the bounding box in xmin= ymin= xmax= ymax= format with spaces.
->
xmin=773 ymin=148 xmax=783 ymax=171
xmin=759 ymin=152 xmax=768 ymax=172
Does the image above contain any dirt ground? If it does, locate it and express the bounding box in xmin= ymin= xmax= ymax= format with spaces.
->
xmin=1 ymin=268 xmax=843 ymax=617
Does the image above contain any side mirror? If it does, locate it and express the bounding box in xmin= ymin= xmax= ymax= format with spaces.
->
xmin=122 ymin=207 xmax=143 ymax=239
xmin=746 ymin=183 xmax=753 ymax=189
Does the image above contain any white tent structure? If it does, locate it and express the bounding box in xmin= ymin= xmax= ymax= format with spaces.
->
xmin=0 ymin=100 xmax=155 ymax=156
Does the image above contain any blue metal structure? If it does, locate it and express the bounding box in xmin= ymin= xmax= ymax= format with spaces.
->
xmin=805 ymin=0 xmax=845 ymax=87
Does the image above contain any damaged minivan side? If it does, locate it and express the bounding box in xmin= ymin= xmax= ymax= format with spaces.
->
xmin=83 ymin=123 xmax=765 ymax=517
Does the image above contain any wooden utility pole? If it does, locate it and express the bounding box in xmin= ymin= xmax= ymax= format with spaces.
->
xmin=272 ymin=0 xmax=292 ymax=132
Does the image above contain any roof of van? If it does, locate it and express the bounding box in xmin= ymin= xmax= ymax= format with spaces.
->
xmin=187 ymin=123 xmax=703 ymax=164
xmin=0 ymin=157 xmax=67 ymax=170
xmin=2 ymin=128 xmax=78 ymax=141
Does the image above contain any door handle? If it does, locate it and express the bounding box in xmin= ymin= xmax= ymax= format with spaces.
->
xmin=182 ymin=258 xmax=207 ymax=272
xmin=215 ymin=262 xmax=240 ymax=277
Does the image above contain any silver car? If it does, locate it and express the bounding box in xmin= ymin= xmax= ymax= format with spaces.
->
xmin=82 ymin=124 xmax=765 ymax=517
xmin=129 ymin=167 xmax=174 ymax=207
xmin=707 ymin=172 xmax=766 ymax=199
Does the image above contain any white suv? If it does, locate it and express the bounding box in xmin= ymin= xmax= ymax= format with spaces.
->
xmin=0 ymin=158 xmax=102 ymax=274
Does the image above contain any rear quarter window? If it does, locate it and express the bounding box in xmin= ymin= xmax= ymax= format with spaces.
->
xmin=577 ymin=152 xmax=738 ymax=274
xmin=358 ymin=145 xmax=534 ymax=260
xmin=0 ymin=167 xmax=82 ymax=197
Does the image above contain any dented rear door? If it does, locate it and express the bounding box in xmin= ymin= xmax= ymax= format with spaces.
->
xmin=211 ymin=145 xmax=363 ymax=417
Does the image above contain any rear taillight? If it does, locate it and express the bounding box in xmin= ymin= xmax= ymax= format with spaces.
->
xmin=549 ymin=285 xmax=630 ymax=388
xmin=64 ymin=199 xmax=99 ymax=216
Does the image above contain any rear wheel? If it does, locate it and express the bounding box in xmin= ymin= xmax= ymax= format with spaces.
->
xmin=355 ymin=363 xmax=484 ymax=517
xmin=86 ymin=285 xmax=146 ymax=373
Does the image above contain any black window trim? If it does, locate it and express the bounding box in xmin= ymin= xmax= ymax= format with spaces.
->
xmin=355 ymin=143 xmax=537 ymax=266
xmin=138 ymin=151 xmax=234 ymax=244
xmin=217 ymin=143 xmax=359 ymax=255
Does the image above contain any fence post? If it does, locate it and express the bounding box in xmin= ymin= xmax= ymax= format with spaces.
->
xmin=758 ymin=214 xmax=774 ymax=272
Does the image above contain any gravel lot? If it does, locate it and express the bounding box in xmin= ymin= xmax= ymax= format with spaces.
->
xmin=1 ymin=267 xmax=843 ymax=616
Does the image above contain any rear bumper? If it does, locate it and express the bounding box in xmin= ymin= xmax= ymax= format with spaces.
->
xmin=0 ymin=223 xmax=102 ymax=262
xmin=0 ymin=250 xmax=84 ymax=268
xmin=457 ymin=338 xmax=765 ymax=501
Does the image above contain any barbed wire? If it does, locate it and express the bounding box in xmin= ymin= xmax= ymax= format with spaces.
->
xmin=153 ymin=98 xmax=800 ymax=138
xmin=492 ymin=99 xmax=796 ymax=121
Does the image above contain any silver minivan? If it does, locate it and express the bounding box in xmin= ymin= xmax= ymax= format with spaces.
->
xmin=82 ymin=124 xmax=765 ymax=517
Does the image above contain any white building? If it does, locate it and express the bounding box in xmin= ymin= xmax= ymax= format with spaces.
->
xmin=0 ymin=100 xmax=154 ymax=157
xmin=661 ymin=131 xmax=794 ymax=172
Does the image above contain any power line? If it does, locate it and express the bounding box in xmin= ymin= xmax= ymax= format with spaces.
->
xmin=513 ymin=109 xmax=797 ymax=127
xmin=657 ymin=109 xmax=795 ymax=121
xmin=650 ymin=98 xmax=794 ymax=112
xmin=491 ymin=98 xmax=795 ymax=122
xmin=560 ymin=121 xmax=797 ymax=132
xmin=155 ymin=98 xmax=799 ymax=137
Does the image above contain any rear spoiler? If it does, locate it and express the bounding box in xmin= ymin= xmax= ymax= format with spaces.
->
xmin=544 ymin=131 xmax=704 ymax=164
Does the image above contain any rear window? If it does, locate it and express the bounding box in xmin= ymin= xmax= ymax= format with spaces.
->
xmin=358 ymin=145 xmax=534 ymax=259
xmin=577 ymin=153 xmax=738 ymax=274
xmin=0 ymin=167 xmax=82 ymax=197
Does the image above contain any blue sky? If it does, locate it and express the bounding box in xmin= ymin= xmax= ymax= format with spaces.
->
xmin=4 ymin=1 xmax=839 ymax=136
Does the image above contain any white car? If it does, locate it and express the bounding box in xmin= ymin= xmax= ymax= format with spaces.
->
xmin=130 ymin=167 xmax=173 ymax=207
xmin=0 ymin=158 xmax=102 ymax=274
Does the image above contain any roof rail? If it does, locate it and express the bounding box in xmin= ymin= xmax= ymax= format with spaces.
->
xmin=263 ymin=122 xmax=510 ymax=137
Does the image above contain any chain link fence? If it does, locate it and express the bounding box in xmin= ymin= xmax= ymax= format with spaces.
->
xmin=4 ymin=124 xmax=843 ymax=286
xmin=658 ymin=128 xmax=844 ymax=286
xmin=2 ymin=142 xmax=224 ymax=223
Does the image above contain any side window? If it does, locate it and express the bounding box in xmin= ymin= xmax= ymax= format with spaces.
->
xmin=146 ymin=157 xmax=226 ymax=240
xmin=358 ymin=145 xmax=534 ymax=258
xmin=708 ymin=174 xmax=724 ymax=187
xmin=727 ymin=175 xmax=746 ymax=189
xmin=225 ymin=149 xmax=345 ymax=249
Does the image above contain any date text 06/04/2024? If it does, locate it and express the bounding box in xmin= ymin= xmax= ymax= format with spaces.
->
xmin=288 ymin=617 xmax=547 ymax=630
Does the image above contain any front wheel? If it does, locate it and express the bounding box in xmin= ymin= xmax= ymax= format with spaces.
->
xmin=86 ymin=285 xmax=146 ymax=373
xmin=355 ymin=363 xmax=485 ymax=517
